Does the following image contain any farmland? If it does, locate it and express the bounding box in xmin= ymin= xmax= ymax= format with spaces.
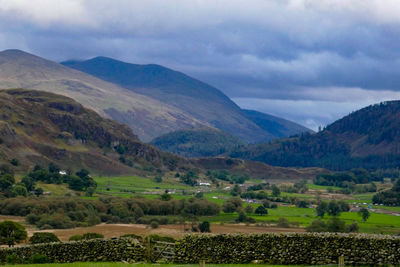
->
xmin=86 ymin=175 xmax=400 ymax=235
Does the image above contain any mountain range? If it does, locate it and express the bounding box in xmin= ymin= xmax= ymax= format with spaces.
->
xmin=61 ymin=56 xmax=310 ymax=142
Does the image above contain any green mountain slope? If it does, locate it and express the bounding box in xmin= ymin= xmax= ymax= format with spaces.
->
xmin=151 ymin=127 xmax=245 ymax=158
xmin=231 ymin=101 xmax=400 ymax=170
xmin=62 ymin=57 xmax=309 ymax=142
xmin=0 ymin=89 xmax=184 ymax=175
xmin=0 ymin=49 xmax=209 ymax=142
xmin=0 ymin=89 xmax=322 ymax=181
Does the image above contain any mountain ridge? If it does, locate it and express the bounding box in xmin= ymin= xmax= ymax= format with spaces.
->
xmin=62 ymin=56 xmax=310 ymax=143
xmin=0 ymin=49 xmax=209 ymax=142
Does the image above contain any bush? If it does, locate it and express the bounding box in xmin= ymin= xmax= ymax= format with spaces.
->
xmin=306 ymin=218 xmax=359 ymax=233
xmin=30 ymin=254 xmax=50 ymax=264
xmin=82 ymin=232 xmax=104 ymax=240
xmin=29 ymin=232 xmax=60 ymax=244
xmin=198 ymin=221 xmax=211 ymax=233
xmin=255 ymin=205 xmax=268 ymax=215
xmin=6 ymin=254 xmax=24 ymax=264
xmin=150 ymin=221 xmax=159 ymax=229
xmin=276 ymin=217 xmax=291 ymax=228
xmin=68 ymin=234 xmax=83 ymax=241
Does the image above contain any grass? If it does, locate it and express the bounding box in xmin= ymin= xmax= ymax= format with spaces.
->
xmin=36 ymin=182 xmax=72 ymax=196
xmin=94 ymin=175 xmax=193 ymax=197
xmin=90 ymin=175 xmax=400 ymax=234
xmin=3 ymin=264 xmax=323 ymax=267
xmin=306 ymin=183 xmax=341 ymax=191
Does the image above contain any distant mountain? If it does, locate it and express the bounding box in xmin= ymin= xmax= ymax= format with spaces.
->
xmin=62 ymin=57 xmax=310 ymax=142
xmin=242 ymin=109 xmax=312 ymax=138
xmin=230 ymin=101 xmax=400 ymax=170
xmin=0 ymin=49 xmax=208 ymax=142
xmin=151 ymin=127 xmax=245 ymax=158
xmin=0 ymin=89 xmax=184 ymax=175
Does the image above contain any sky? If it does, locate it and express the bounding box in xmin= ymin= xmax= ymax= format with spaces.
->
xmin=1 ymin=0 xmax=400 ymax=130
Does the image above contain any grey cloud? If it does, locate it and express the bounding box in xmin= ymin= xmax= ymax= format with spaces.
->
xmin=1 ymin=0 xmax=400 ymax=128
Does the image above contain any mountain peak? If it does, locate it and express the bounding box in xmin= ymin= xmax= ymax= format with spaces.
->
xmin=0 ymin=49 xmax=38 ymax=58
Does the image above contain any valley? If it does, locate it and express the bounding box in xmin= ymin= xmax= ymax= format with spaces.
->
xmin=0 ymin=51 xmax=399 ymax=267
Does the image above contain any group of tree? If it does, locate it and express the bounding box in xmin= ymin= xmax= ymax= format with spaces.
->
xmin=314 ymin=168 xmax=383 ymax=189
xmin=23 ymin=164 xmax=97 ymax=194
xmin=306 ymin=217 xmax=359 ymax=233
xmin=0 ymin=221 xmax=27 ymax=247
xmin=316 ymin=200 xmax=350 ymax=217
xmin=0 ymin=195 xmax=220 ymax=229
xmin=372 ymin=178 xmax=400 ymax=206
xmin=0 ymin=164 xmax=29 ymax=198
xmin=206 ymin=170 xmax=250 ymax=184
xmin=279 ymin=179 xmax=308 ymax=194
xmin=180 ymin=170 xmax=199 ymax=186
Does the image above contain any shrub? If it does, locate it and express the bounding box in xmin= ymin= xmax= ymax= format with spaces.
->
xmin=306 ymin=219 xmax=327 ymax=232
xmin=150 ymin=221 xmax=159 ymax=229
xmin=6 ymin=254 xmax=24 ymax=264
xmin=255 ymin=205 xmax=268 ymax=215
xmin=198 ymin=221 xmax=211 ymax=233
xmin=10 ymin=159 xmax=19 ymax=166
xmin=29 ymin=232 xmax=60 ymax=244
xmin=347 ymin=222 xmax=359 ymax=233
xmin=82 ymin=232 xmax=104 ymax=240
xmin=276 ymin=217 xmax=291 ymax=228
xmin=30 ymin=254 xmax=50 ymax=264
xmin=68 ymin=234 xmax=83 ymax=241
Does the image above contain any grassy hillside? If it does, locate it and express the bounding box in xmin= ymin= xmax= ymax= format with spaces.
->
xmin=0 ymin=89 xmax=184 ymax=175
xmin=62 ymin=57 xmax=308 ymax=143
xmin=231 ymin=101 xmax=400 ymax=170
xmin=151 ymin=127 xmax=245 ymax=157
xmin=0 ymin=49 xmax=208 ymax=142
xmin=0 ymin=88 xmax=321 ymax=181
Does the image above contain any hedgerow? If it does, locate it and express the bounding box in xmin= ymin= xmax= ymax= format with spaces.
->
xmin=0 ymin=238 xmax=145 ymax=263
xmin=174 ymin=233 xmax=400 ymax=265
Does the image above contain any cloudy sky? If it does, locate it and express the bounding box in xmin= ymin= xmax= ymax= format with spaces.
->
xmin=1 ymin=0 xmax=400 ymax=130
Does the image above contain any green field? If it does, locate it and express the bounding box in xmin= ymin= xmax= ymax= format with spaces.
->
xmin=94 ymin=175 xmax=193 ymax=197
xmin=88 ymin=175 xmax=400 ymax=234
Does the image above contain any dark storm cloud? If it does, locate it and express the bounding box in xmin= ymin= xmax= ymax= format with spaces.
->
xmin=1 ymin=0 xmax=400 ymax=129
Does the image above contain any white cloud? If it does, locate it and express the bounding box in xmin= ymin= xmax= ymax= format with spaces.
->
xmin=0 ymin=0 xmax=94 ymax=27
